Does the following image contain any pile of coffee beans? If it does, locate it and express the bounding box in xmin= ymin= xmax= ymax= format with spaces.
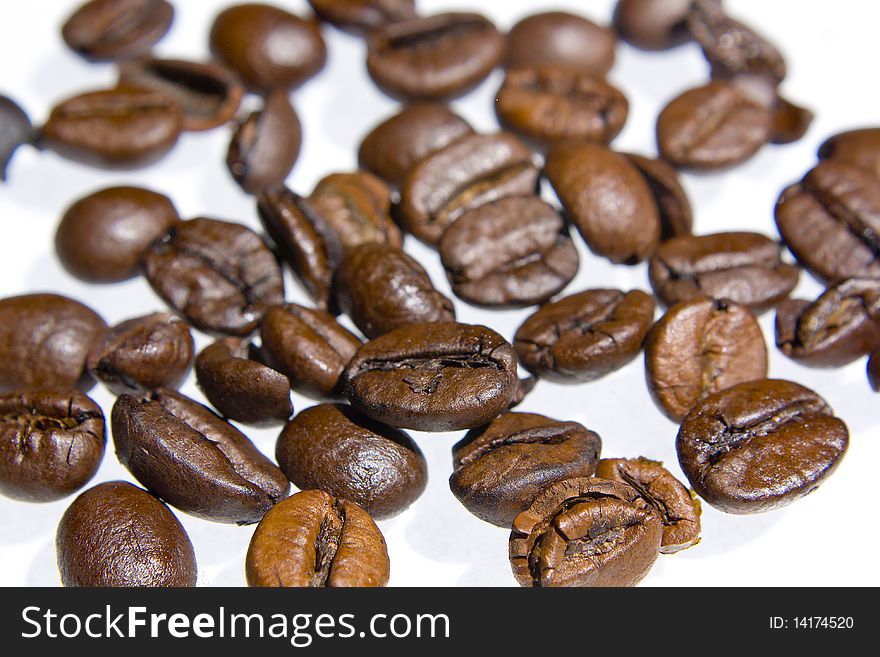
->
xmin=0 ymin=0 xmax=877 ymax=587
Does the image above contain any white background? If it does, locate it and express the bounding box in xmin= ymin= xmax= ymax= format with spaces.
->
xmin=0 ymin=0 xmax=878 ymax=587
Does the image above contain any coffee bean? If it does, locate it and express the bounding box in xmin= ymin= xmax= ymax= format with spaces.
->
xmin=366 ymin=13 xmax=504 ymax=100
xmin=0 ymin=389 xmax=104 ymax=502
xmin=613 ymin=0 xmax=693 ymax=51
xmin=509 ymin=477 xmax=662 ymax=587
xmin=307 ymin=0 xmax=416 ymax=32
xmin=0 ymin=94 xmax=33 ymax=181
xmin=246 ymin=489 xmax=389 ymax=587
xmin=514 ymin=289 xmax=655 ymax=383
xmin=594 ymin=458 xmax=701 ymax=554
xmin=276 ymin=403 xmax=426 ymax=519
xmin=677 ymin=379 xmax=849 ymax=514
xmin=61 ymin=0 xmax=174 ymax=62
xmin=768 ymin=95 xmax=814 ymax=145
xmin=645 ymin=297 xmax=768 ymax=423
xmin=40 ymin=87 xmax=182 ymax=168
xmin=209 ymin=4 xmax=326 ymax=93
xmin=450 ymin=412 xmax=601 ymax=527
xmin=112 ymin=388 xmax=290 ymax=524
xmin=0 ymin=294 xmax=106 ymax=393
xmin=144 ymin=217 xmax=285 ymax=336
xmin=195 ymin=336 xmax=292 ymax=426
xmin=649 ymin=232 xmax=800 ymax=313
xmin=399 ymin=132 xmax=539 ymax=246
xmin=869 ymin=348 xmax=880 ymax=392
xmin=623 ymin=153 xmax=693 ymax=241
xmin=506 ymin=12 xmax=616 ymax=75
xmin=55 ymin=185 xmax=179 ymax=282
xmin=439 ymin=196 xmax=579 ymax=308
xmin=345 ymin=322 xmax=517 ymax=431
xmin=819 ymin=127 xmax=880 ymax=179
xmin=56 ymin=480 xmax=196 ymax=587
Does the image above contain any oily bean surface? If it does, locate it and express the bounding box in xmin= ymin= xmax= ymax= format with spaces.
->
xmin=612 ymin=0 xmax=693 ymax=51
xmin=61 ymin=0 xmax=174 ymax=61
xmin=0 ymin=94 xmax=32 ymax=180
xmin=624 ymin=153 xmax=693 ymax=241
xmin=307 ymin=0 xmax=416 ymax=32
xmin=505 ymin=12 xmax=616 ymax=75
xmin=818 ymin=127 xmax=880 ymax=179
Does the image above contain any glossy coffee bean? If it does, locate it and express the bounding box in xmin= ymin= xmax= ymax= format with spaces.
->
xmin=509 ymin=477 xmax=662 ymax=587
xmin=645 ymin=297 xmax=768 ymax=423
xmin=345 ymin=322 xmax=518 ymax=431
xmin=61 ymin=0 xmax=174 ymax=62
xmin=624 ymin=153 xmax=693 ymax=241
xmin=144 ymin=217 xmax=285 ymax=336
xmin=506 ymin=12 xmax=616 ymax=75
xmin=818 ymin=127 xmax=880 ymax=179
xmin=112 ymin=388 xmax=289 ymax=524
xmin=0 ymin=389 xmax=104 ymax=502
xmin=677 ymin=379 xmax=849 ymax=514
xmin=514 ymin=289 xmax=655 ymax=383
xmin=0 ymin=94 xmax=32 ymax=180
xmin=277 ymin=404 xmax=427 ymax=519
xmin=869 ymin=349 xmax=880 ymax=392
xmin=246 ymin=489 xmax=389 ymax=587
xmin=0 ymin=294 xmax=106 ymax=393
xmin=768 ymin=95 xmax=814 ymax=145
xmin=56 ymin=480 xmax=197 ymax=587
xmin=307 ymin=0 xmax=416 ymax=32
xmin=450 ymin=412 xmax=601 ymax=527
xmin=612 ymin=0 xmax=693 ymax=51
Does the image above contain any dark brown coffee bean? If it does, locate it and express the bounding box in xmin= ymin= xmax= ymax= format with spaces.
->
xmin=0 ymin=389 xmax=104 ymax=502
xmin=450 ymin=412 xmax=602 ymax=527
xmin=776 ymin=278 xmax=880 ymax=368
xmin=366 ymin=13 xmax=505 ymax=100
xmin=358 ymin=103 xmax=474 ymax=186
xmin=514 ymin=289 xmax=656 ymax=383
xmin=506 ymin=12 xmax=616 ymax=75
xmin=510 ymin=376 xmax=537 ymax=409
xmin=819 ymin=127 xmax=880 ymax=179
xmin=649 ymin=232 xmax=800 ymax=313
xmin=56 ymin=480 xmax=197 ymax=587
xmin=645 ymin=297 xmax=768 ymax=422
xmin=623 ymin=153 xmax=693 ymax=241
xmin=40 ymin=87 xmax=182 ymax=168
xmin=768 ymin=95 xmax=814 ymax=145
xmin=495 ymin=67 xmax=629 ymax=147
xmin=345 ymin=322 xmax=517 ymax=431
xmin=307 ymin=0 xmax=416 ymax=32
xmin=195 ymin=337 xmax=292 ymax=426
xmin=399 ymin=133 xmax=539 ymax=246
xmin=246 ymin=489 xmax=389 ymax=587
xmin=439 ymin=196 xmax=579 ymax=308
xmin=260 ymin=303 xmax=362 ymax=399
xmin=869 ymin=348 xmax=880 ymax=392
xmin=61 ymin=0 xmax=174 ymax=62
xmin=594 ymin=458 xmax=701 ymax=554
xmin=276 ymin=403 xmax=426 ymax=519
xmin=0 ymin=94 xmax=33 ymax=181
xmin=335 ymin=243 xmax=455 ymax=338
xmin=509 ymin=477 xmax=662 ymax=587
xmin=612 ymin=0 xmax=693 ymax=51
xmin=55 ymin=186 xmax=179 ymax=282
xmin=112 ymin=388 xmax=289 ymax=524
xmin=144 ymin=217 xmax=284 ymax=336
xmin=545 ymin=142 xmax=661 ymax=264
xmin=0 ymin=294 xmax=106 ymax=393
xmin=209 ymin=4 xmax=326 ymax=93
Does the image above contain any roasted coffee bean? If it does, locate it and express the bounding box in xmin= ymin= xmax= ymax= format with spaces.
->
xmin=0 ymin=389 xmax=104 ymax=502
xmin=0 ymin=294 xmax=106 ymax=393
xmin=335 ymin=243 xmax=455 ymax=338
xmin=345 ymin=322 xmax=517 ymax=431
xmin=118 ymin=57 xmax=244 ymax=132
xmin=495 ymin=67 xmax=629 ymax=147
xmin=246 ymin=489 xmax=389 ymax=587
xmin=775 ymin=278 xmax=880 ymax=368
xmin=366 ymin=13 xmax=505 ymax=100
xmin=509 ymin=477 xmax=662 ymax=587
xmin=307 ymin=0 xmax=416 ymax=32
xmin=56 ymin=481 xmax=197 ymax=587
xmin=439 ymin=196 xmax=579 ymax=308
xmin=624 ymin=153 xmax=693 ymax=241
xmin=545 ymin=142 xmax=660 ymax=264
xmin=0 ymin=94 xmax=33 ymax=181
xmin=612 ymin=0 xmax=693 ymax=51
xmin=869 ymin=349 xmax=880 ymax=392
xmin=276 ymin=404 xmax=427 ymax=519
xmin=510 ymin=376 xmax=537 ymax=409
xmin=87 ymin=312 xmax=194 ymax=395
xmin=649 ymin=232 xmax=800 ymax=313
xmin=768 ymin=96 xmax=814 ymax=145
xmin=209 ymin=4 xmax=326 ymax=93
xmin=358 ymin=103 xmax=474 ymax=186
xmin=506 ymin=12 xmax=616 ymax=75
xmin=112 ymin=388 xmax=289 ymax=524
xmin=55 ymin=185 xmax=179 ymax=282
xmin=144 ymin=217 xmax=284 ymax=336
xmin=677 ymin=379 xmax=849 ymax=514
xmin=594 ymin=458 xmax=701 ymax=554
xmin=819 ymin=127 xmax=880 ymax=179
xmin=260 ymin=303 xmax=361 ymax=399
xmin=61 ymin=0 xmax=174 ymax=62
xmin=645 ymin=297 xmax=768 ymax=423
xmin=450 ymin=412 xmax=602 ymax=527
xmin=40 ymin=88 xmax=182 ymax=168
xmin=514 ymin=289 xmax=655 ymax=383
xmin=399 ymin=132 xmax=539 ymax=246
xmin=776 ymin=161 xmax=880 ymax=283
xmin=195 ymin=337 xmax=292 ymax=426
